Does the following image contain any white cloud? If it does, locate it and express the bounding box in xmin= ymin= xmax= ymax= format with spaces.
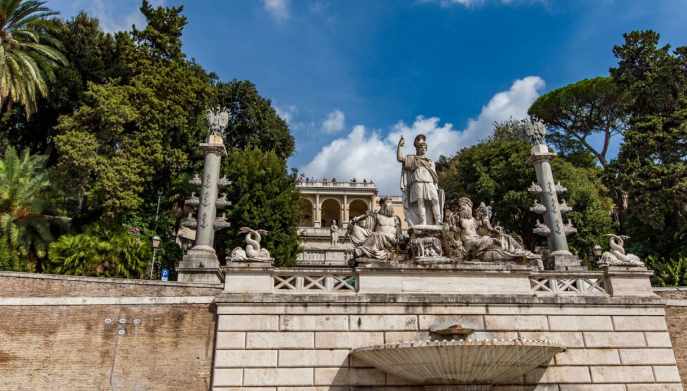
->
xmin=262 ymin=0 xmax=289 ymax=21
xmin=322 ymin=110 xmax=345 ymax=133
xmin=301 ymin=76 xmax=545 ymax=195
xmin=50 ymin=0 xmax=165 ymax=33
xmin=275 ymin=105 xmax=297 ymax=124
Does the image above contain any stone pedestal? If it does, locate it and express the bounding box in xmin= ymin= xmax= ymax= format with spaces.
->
xmin=545 ymin=250 xmax=585 ymax=271
xmin=177 ymin=247 xmax=223 ymax=283
xmin=408 ymin=225 xmax=446 ymax=260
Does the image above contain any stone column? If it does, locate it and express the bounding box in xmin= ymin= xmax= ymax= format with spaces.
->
xmin=526 ymin=120 xmax=582 ymax=271
xmin=314 ymin=194 xmax=321 ymax=228
xmin=343 ymin=194 xmax=349 ymax=227
xmin=177 ymin=132 xmax=226 ymax=283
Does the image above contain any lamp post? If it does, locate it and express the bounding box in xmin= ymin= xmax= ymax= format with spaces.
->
xmin=149 ymin=235 xmax=161 ymax=279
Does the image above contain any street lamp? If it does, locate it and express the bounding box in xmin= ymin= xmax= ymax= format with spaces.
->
xmin=149 ymin=235 xmax=161 ymax=279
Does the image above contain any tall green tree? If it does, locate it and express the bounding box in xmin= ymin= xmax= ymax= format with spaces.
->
xmin=223 ymin=148 xmax=300 ymax=266
xmin=0 ymin=0 xmax=67 ymax=116
xmin=438 ymin=128 xmax=615 ymax=261
xmin=216 ymin=80 xmax=295 ymax=160
xmin=1 ymin=12 xmax=119 ymax=156
xmin=528 ymin=77 xmax=627 ymax=168
xmin=607 ymin=31 xmax=687 ymax=259
xmin=0 ymin=146 xmax=53 ymax=271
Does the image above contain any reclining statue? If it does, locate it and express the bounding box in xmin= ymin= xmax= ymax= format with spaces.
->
xmin=446 ymin=197 xmax=541 ymax=264
xmin=348 ymin=197 xmax=402 ymax=261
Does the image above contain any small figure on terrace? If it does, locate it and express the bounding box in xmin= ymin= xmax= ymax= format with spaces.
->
xmin=330 ymin=219 xmax=340 ymax=247
xmin=229 ymin=227 xmax=272 ymax=262
xmin=448 ymin=197 xmax=541 ymax=263
xmin=397 ymin=134 xmax=444 ymax=226
xmin=348 ymin=197 xmax=402 ymax=260
xmin=599 ymin=234 xmax=644 ymax=267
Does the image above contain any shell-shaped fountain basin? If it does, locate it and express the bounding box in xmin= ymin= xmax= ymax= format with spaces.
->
xmin=352 ymin=338 xmax=565 ymax=385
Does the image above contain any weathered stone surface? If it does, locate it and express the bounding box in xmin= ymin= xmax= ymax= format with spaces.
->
xmin=246 ymin=332 xmax=314 ymax=349
xmin=216 ymin=332 xmax=246 ymax=349
xmin=613 ymin=315 xmax=667 ymax=331
xmin=485 ymin=315 xmax=549 ymax=331
xmin=559 ymin=386 xmax=626 ymax=391
xmin=215 ymin=350 xmax=278 ymax=368
xmin=555 ymin=348 xmax=620 ymax=365
xmin=0 ymin=304 xmax=215 ymax=391
xmin=590 ymin=366 xmax=655 ymax=383
xmin=646 ymin=332 xmax=674 ymax=347
xmin=213 ymin=369 xmax=243 ymax=387
xmin=654 ymin=366 xmax=682 ymax=382
xmin=278 ymin=350 xmax=350 ymax=367
xmin=418 ymin=315 xmax=484 ymax=330
xmin=280 ymin=315 xmax=349 ymax=331
xmin=519 ymin=331 xmax=585 ymax=347
xmin=548 ymin=315 xmax=613 ymax=331
xmin=625 ymin=385 xmax=684 ymax=391
xmin=583 ymin=332 xmax=646 ymax=347
xmin=526 ymin=365 xmax=591 ymax=383
xmin=243 ymin=368 xmax=314 ymax=386
xmin=619 ymin=348 xmax=677 ymax=365
xmin=218 ymin=315 xmax=278 ymax=331
xmin=350 ymin=315 xmax=418 ymax=331
xmin=314 ymin=368 xmax=386 ymax=385
xmin=315 ymin=332 xmax=384 ymax=349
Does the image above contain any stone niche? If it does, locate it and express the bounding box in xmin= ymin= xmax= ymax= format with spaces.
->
xmin=213 ymin=263 xmax=684 ymax=390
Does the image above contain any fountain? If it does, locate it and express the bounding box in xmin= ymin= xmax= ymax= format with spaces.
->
xmin=351 ymin=323 xmax=565 ymax=389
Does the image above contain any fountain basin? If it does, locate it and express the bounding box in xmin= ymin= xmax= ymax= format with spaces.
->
xmin=352 ymin=338 xmax=565 ymax=385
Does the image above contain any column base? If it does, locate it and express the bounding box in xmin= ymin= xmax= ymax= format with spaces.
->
xmin=545 ymin=250 xmax=585 ymax=271
xmin=177 ymin=247 xmax=223 ymax=283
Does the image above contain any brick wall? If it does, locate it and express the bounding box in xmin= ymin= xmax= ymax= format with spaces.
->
xmin=213 ymin=297 xmax=683 ymax=390
xmin=0 ymin=272 xmax=220 ymax=391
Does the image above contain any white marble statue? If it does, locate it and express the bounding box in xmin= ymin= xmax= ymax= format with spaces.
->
xmin=397 ymin=134 xmax=444 ymax=227
xmin=229 ymin=227 xmax=272 ymax=262
xmin=330 ymin=219 xmax=340 ymax=247
xmin=348 ymin=197 xmax=402 ymax=260
xmin=448 ymin=197 xmax=541 ymax=263
xmin=599 ymin=234 xmax=644 ymax=267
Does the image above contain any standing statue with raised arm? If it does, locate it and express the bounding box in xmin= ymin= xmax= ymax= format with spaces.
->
xmin=397 ymin=134 xmax=444 ymax=227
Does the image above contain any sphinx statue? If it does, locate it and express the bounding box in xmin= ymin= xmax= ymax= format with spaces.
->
xmin=446 ymin=197 xmax=541 ymax=265
xmin=348 ymin=197 xmax=402 ymax=261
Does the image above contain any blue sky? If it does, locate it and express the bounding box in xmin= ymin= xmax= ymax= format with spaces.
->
xmin=48 ymin=0 xmax=687 ymax=195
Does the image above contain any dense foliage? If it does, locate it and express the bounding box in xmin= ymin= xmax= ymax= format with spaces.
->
xmin=0 ymin=1 xmax=300 ymax=277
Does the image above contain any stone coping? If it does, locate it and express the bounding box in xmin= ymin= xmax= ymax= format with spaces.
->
xmin=0 ymin=271 xmax=223 ymax=289
xmin=215 ymin=292 xmax=664 ymax=306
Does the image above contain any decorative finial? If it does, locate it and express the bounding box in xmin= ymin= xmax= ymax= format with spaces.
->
xmin=208 ymin=108 xmax=229 ymax=134
xmin=524 ymin=119 xmax=547 ymax=146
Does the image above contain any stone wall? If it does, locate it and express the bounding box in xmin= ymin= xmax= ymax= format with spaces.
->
xmin=657 ymin=288 xmax=687 ymax=389
xmin=0 ymin=272 xmax=222 ymax=391
xmin=214 ymin=295 xmax=682 ymax=390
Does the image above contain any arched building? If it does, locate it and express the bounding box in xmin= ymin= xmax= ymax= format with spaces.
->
xmin=296 ymin=178 xmax=404 ymax=264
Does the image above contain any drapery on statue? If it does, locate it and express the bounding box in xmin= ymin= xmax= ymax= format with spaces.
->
xmin=599 ymin=234 xmax=644 ymax=267
xmin=348 ymin=197 xmax=402 ymax=260
xmin=229 ymin=227 xmax=272 ymax=262
xmin=397 ymin=134 xmax=444 ymax=226
xmin=446 ymin=197 xmax=541 ymax=264
xmin=330 ymin=219 xmax=340 ymax=247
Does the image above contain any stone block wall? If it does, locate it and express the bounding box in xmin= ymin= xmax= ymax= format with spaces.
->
xmin=214 ymin=296 xmax=683 ymax=390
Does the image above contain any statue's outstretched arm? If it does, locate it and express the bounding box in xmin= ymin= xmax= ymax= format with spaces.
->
xmin=396 ymin=136 xmax=405 ymax=163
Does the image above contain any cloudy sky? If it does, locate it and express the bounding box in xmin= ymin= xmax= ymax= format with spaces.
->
xmin=48 ymin=0 xmax=687 ymax=195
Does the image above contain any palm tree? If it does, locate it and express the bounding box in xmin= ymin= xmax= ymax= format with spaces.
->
xmin=0 ymin=146 xmax=53 ymax=272
xmin=0 ymin=0 xmax=67 ymax=116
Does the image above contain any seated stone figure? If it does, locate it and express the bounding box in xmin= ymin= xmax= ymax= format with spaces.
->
xmin=447 ymin=197 xmax=541 ymax=264
xmin=348 ymin=197 xmax=402 ymax=261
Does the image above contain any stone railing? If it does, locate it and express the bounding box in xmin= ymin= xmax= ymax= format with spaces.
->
xmin=529 ymin=272 xmax=608 ymax=296
xmin=272 ymin=269 xmax=357 ymax=292
xmin=296 ymin=181 xmax=376 ymax=189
